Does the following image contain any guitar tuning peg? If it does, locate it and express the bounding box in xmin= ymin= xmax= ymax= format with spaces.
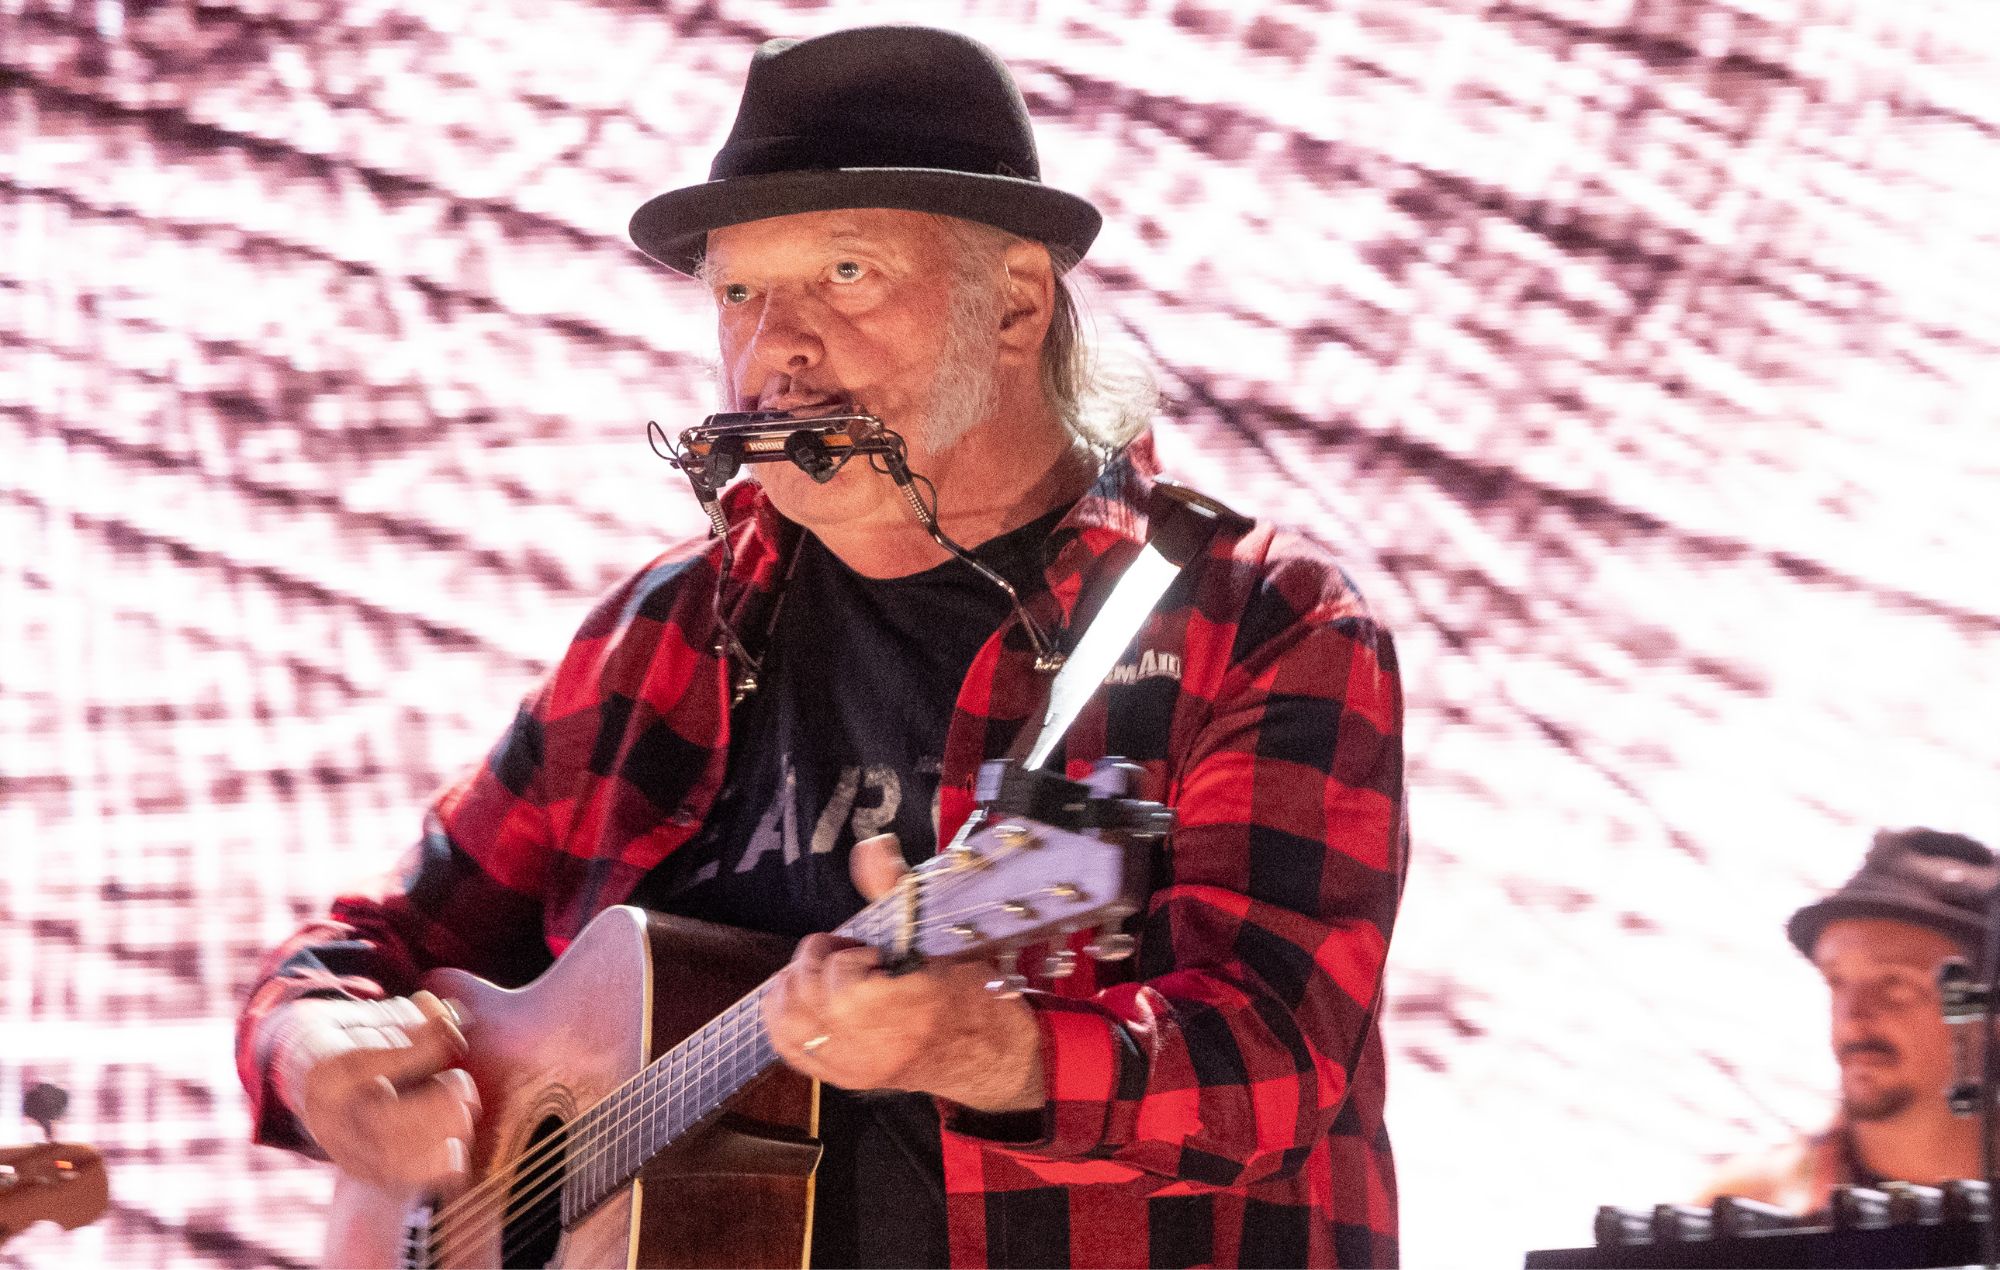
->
xmin=991 ymin=821 xmax=1041 ymax=850
xmin=1037 ymin=949 xmax=1078 ymax=979
xmin=1084 ymin=931 xmax=1136 ymax=962
xmin=985 ymin=972 xmax=1029 ymax=999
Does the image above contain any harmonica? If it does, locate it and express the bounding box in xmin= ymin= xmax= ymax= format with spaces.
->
xmin=667 ymin=410 xmax=903 ymax=492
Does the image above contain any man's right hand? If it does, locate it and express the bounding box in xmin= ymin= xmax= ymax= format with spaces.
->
xmin=268 ymin=990 xmax=480 ymax=1192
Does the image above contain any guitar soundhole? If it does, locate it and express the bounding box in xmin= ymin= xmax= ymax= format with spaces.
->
xmin=501 ymin=1114 xmax=568 ymax=1269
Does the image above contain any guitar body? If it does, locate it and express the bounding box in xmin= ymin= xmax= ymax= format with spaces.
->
xmin=325 ymin=907 xmax=818 ymax=1269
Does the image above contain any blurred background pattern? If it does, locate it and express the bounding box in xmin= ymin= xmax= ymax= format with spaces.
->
xmin=3 ymin=0 xmax=1996 ymax=1264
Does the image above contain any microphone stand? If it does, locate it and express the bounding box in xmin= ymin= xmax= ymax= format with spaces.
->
xmin=1940 ymin=884 xmax=2000 ymax=1269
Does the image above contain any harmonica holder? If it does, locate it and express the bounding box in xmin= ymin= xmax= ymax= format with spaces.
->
xmin=649 ymin=410 xmax=1065 ymax=697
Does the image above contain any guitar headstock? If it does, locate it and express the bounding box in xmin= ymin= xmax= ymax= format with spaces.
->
xmin=843 ymin=759 xmax=1171 ymax=974
xmin=0 ymin=1141 xmax=108 ymax=1244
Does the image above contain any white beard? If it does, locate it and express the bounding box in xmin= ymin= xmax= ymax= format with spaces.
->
xmin=911 ymin=278 xmax=1003 ymax=456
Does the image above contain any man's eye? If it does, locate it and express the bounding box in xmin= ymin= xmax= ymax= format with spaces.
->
xmin=719 ymin=283 xmax=751 ymax=305
xmin=831 ymin=260 xmax=866 ymax=282
xmin=1880 ymin=977 xmax=1932 ymax=1007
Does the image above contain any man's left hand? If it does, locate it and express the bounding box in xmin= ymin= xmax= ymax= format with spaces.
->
xmin=759 ymin=834 xmax=1046 ymax=1114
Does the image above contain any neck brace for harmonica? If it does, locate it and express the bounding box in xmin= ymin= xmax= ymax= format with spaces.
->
xmin=650 ymin=410 xmax=1066 ymax=698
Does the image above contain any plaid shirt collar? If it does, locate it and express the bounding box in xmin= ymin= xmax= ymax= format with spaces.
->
xmin=712 ymin=431 xmax=1167 ymax=663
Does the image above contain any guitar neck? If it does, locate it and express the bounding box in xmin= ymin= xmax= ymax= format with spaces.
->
xmin=548 ymin=770 xmax=1154 ymax=1226
xmin=559 ymin=898 xmax=904 ymax=1220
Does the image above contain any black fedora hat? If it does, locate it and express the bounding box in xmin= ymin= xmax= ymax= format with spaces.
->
xmin=1787 ymin=827 xmax=1999 ymax=961
xmin=628 ymin=26 xmax=1102 ymax=277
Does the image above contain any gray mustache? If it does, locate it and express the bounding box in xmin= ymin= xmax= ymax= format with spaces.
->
xmin=1838 ymin=1040 xmax=1899 ymax=1063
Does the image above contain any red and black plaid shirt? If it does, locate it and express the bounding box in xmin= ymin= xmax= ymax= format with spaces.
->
xmin=237 ymin=434 xmax=1408 ymax=1267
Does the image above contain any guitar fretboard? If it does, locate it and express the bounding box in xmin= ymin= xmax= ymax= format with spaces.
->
xmin=559 ymin=896 xmax=905 ymax=1222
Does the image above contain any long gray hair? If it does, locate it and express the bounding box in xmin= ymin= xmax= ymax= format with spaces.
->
xmin=934 ymin=216 xmax=1157 ymax=452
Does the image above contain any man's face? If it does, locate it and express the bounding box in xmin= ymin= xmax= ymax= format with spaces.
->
xmin=701 ymin=208 xmax=1002 ymax=527
xmin=1814 ymin=918 xmax=1964 ymax=1122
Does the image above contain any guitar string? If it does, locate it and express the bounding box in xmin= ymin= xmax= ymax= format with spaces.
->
xmin=421 ymin=866 xmax=1115 ymax=1258
xmin=421 ymin=973 xmax=783 ymax=1260
xmin=416 ymin=858 xmax=939 ymax=1253
xmin=416 ymin=854 xmax=1105 ymax=1256
xmin=421 ymin=892 xmax=886 ymax=1257
xmin=418 ymin=876 xmax=1064 ymax=1256
xmin=422 ymin=819 xmax=1123 ymax=1255
xmin=463 ymin=999 xmax=782 ymax=1268
xmin=424 ymin=857 xmax=959 ymax=1250
xmin=421 ymin=883 xmax=1056 ymax=1260
xmin=438 ymin=992 xmax=780 ymax=1270
xmin=474 ymin=896 xmax=1095 ymax=1266
xmin=423 ymin=974 xmax=779 ymax=1261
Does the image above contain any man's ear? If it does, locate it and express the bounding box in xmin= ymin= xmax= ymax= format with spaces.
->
xmin=995 ymin=240 xmax=1056 ymax=365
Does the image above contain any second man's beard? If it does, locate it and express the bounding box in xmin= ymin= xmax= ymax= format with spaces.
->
xmin=1843 ymin=1079 xmax=1919 ymax=1123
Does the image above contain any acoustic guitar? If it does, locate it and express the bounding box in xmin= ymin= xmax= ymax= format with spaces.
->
xmin=324 ymin=760 xmax=1165 ymax=1268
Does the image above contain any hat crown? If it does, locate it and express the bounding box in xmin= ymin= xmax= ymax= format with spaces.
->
xmin=627 ymin=25 xmax=1100 ymax=276
xmin=1787 ymin=826 xmax=1998 ymax=961
xmin=1861 ymin=828 xmax=1997 ymax=909
xmin=710 ymin=27 xmax=1042 ymax=184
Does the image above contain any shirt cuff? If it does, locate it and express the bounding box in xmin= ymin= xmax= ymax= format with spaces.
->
xmin=941 ymin=994 xmax=1137 ymax=1160
xmin=242 ymin=994 xmax=333 ymax=1159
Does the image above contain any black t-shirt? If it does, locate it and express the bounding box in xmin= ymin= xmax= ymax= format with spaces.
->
xmin=631 ymin=504 xmax=1064 ymax=1268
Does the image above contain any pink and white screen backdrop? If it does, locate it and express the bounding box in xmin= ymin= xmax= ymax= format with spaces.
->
xmin=3 ymin=0 xmax=1996 ymax=1264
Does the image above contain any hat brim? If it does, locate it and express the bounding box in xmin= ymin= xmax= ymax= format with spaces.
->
xmin=629 ymin=168 xmax=1102 ymax=276
xmin=1787 ymin=893 xmax=1986 ymax=961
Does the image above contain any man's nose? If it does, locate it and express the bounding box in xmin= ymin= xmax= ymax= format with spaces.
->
xmin=743 ymin=288 xmax=824 ymax=375
xmin=1831 ymin=990 xmax=1880 ymax=1036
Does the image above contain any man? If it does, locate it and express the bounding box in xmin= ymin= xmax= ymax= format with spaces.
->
xmin=235 ymin=26 xmax=1407 ymax=1267
xmin=1697 ymin=828 xmax=1997 ymax=1214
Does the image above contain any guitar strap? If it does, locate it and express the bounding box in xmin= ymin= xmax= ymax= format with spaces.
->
xmin=1019 ymin=480 xmax=1247 ymax=771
